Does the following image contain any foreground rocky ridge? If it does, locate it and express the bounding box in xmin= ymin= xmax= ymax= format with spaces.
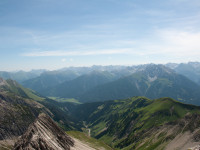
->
xmin=0 ymin=92 xmax=52 ymax=140
xmin=0 ymin=77 xmax=77 ymax=142
xmin=13 ymin=113 xmax=74 ymax=150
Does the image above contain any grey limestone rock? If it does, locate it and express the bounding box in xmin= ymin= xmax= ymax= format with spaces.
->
xmin=13 ymin=113 xmax=74 ymax=150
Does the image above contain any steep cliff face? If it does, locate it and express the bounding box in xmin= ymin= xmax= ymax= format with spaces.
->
xmin=13 ymin=113 xmax=74 ymax=150
xmin=0 ymin=92 xmax=52 ymax=140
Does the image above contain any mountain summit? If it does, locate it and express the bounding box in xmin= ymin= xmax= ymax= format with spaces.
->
xmin=14 ymin=113 xmax=74 ymax=150
xmin=80 ymin=64 xmax=200 ymax=104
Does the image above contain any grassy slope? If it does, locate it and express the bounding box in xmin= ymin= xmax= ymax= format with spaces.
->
xmin=2 ymin=79 xmax=79 ymax=131
xmin=79 ymin=97 xmax=200 ymax=149
xmin=48 ymin=97 xmax=81 ymax=104
xmin=6 ymin=79 xmax=45 ymax=101
xmin=66 ymin=131 xmax=113 ymax=150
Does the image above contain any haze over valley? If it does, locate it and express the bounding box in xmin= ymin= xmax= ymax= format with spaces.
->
xmin=1 ymin=0 xmax=200 ymax=150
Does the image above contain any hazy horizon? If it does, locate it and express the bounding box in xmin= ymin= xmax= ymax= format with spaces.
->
xmin=1 ymin=0 xmax=200 ymax=71
xmin=0 ymin=61 xmax=199 ymax=72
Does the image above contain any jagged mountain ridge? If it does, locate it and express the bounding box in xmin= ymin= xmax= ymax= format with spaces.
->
xmin=1 ymin=62 xmax=200 ymax=93
xmin=0 ymin=69 xmax=45 ymax=83
xmin=20 ymin=64 xmax=200 ymax=105
xmin=0 ymin=89 xmax=52 ymax=140
xmin=41 ymin=71 xmax=117 ymax=98
xmin=22 ymin=70 xmax=80 ymax=94
xmin=168 ymin=62 xmax=200 ymax=85
xmin=21 ymin=65 xmax=144 ymax=96
xmin=80 ymin=64 xmax=200 ymax=105
xmin=13 ymin=113 xmax=74 ymax=150
xmin=0 ymin=77 xmax=77 ymax=141
xmin=0 ymin=77 xmax=45 ymax=101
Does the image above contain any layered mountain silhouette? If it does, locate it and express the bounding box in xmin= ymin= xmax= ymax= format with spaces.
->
xmin=80 ymin=64 xmax=200 ymax=105
xmin=41 ymin=71 xmax=117 ymax=98
xmin=0 ymin=69 xmax=45 ymax=83
xmin=22 ymin=70 xmax=81 ymax=94
xmin=14 ymin=63 xmax=200 ymax=105
xmin=23 ymin=64 xmax=200 ymax=105
xmin=21 ymin=65 xmax=142 ymax=95
xmin=168 ymin=62 xmax=200 ymax=85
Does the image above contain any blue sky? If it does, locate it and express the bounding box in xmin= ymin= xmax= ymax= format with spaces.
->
xmin=0 ymin=0 xmax=200 ymax=71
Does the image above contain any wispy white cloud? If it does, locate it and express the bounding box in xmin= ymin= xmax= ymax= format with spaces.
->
xmin=21 ymin=28 xmax=200 ymax=61
xmin=22 ymin=49 xmax=132 ymax=57
xmin=125 ymin=28 xmax=200 ymax=63
xmin=153 ymin=29 xmax=200 ymax=56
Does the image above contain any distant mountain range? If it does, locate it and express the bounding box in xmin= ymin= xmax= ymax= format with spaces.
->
xmin=41 ymin=71 xmax=117 ymax=98
xmin=22 ymin=70 xmax=80 ymax=93
xmin=80 ymin=64 xmax=200 ymax=105
xmin=167 ymin=62 xmax=200 ymax=85
xmin=1 ymin=76 xmax=200 ymax=149
xmin=21 ymin=65 xmax=141 ymax=93
xmin=0 ymin=69 xmax=45 ymax=83
xmin=1 ymin=62 xmax=200 ymax=85
xmin=23 ymin=63 xmax=200 ymax=105
xmin=1 ymin=62 xmax=200 ymax=105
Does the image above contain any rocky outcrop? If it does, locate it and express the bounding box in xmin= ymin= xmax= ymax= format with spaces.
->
xmin=13 ymin=113 xmax=74 ymax=150
xmin=0 ymin=92 xmax=52 ymax=140
xmin=0 ymin=77 xmax=8 ymax=86
xmin=117 ymin=113 xmax=200 ymax=150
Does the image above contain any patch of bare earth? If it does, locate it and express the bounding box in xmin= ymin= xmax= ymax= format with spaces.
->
xmin=165 ymin=129 xmax=200 ymax=150
xmin=70 ymin=138 xmax=96 ymax=150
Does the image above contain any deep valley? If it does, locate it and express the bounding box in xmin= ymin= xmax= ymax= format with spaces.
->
xmin=1 ymin=63 xmax=200 ymax=149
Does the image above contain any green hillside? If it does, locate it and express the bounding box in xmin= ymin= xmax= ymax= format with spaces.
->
xmin=2 ymin=79 xmax=45 ymax=101
xmin=0 ymin=90 xmax=51 ymax=141
xmin=73 ymin=96 xmax=200 ymax=149
xmin=0 ymin=78 xmax=79 ymax=131
xmin=1 ymin=75 xmax=200 ymax=150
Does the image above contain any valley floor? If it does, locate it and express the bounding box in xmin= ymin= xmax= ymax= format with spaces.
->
xmin=70 ymin=138 xmax=96 ymax=150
